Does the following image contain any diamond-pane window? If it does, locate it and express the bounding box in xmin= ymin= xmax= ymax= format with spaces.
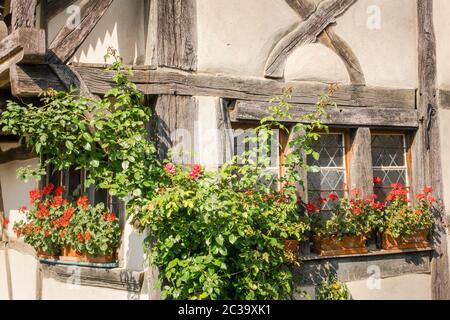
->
xmin=307 ymin=133 xmax=347 ymax=211
xmin=372 ymin=134 xmax=409 ymax=201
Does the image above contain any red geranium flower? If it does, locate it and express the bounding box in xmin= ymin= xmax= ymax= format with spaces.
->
xmin=352 ymin=207 xmax=362 ymax=215
xmin=306 ymin=202 xmax=320 ymax=214
xmin=423 ymin=186 xmax=433 ymax=194
xmin=351 ymin=188 xmax=361 ymax=197
xmin=51 ymin=196 xmax=63 ymax=208
xmin=371 ymin=202 xmax=384 ymax=210
xmin=85 ymin=231 xmax=91 ymax=241
xmin=415 ymin=209 xmax=423 ymax=215
xmin=3 ymin=217 xmax=10 ymax=227
xmin=29 ymin=189 xmax=41 ymax=204
xmin=42 ymin=184 xmax=55 ymax=196
xmin=19 ymin=206 xmax=27 ymax=213
xmin=189 ymin=164 xmax=202 ymax=180
xmin=76 ymin=233 xmax=84 ymax=242
xmin=55 ymin=186 xmax=65 ymax=197
xmin=328 ymin=193 xmax=339 ymax=201
xmin=164 ymin=163 xmax=176 ymax=174
xmin=415 ymin=193 xmax=426 ymax=200
xmin=76 ymin=196 xmax=89 ymax=210
xmin=373 ymin=177 xmax=382 ymax=185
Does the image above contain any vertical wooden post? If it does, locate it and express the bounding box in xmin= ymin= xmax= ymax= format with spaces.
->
xmin=417 ymin=0 xmax=450 ymax=300
xmin=350 ymin=128 xmax=373 ymax=198
xmin=11 ymin=0 xmax=38 ymax=30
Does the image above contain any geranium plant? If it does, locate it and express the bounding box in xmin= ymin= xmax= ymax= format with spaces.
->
xmin=14 ymin=184 xmax=121 ymax=257
xmin=310 ymin=189 xmax=385 ymax=238
xmin=381 ymin=183 xmax=434 ymax=239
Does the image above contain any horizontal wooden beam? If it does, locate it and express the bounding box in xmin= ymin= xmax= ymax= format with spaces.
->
xmin=230 ymin=100 xmax=419 ymax=128
xmin=73 ymin=64 xmax=415 ymax=109
xmin=10 ymin=64 xmax=417 ymax=110
xmin=0 ymin=145 xmax=35 ymax=164
xmin=47 ymin=0 xmax=78 ymax=20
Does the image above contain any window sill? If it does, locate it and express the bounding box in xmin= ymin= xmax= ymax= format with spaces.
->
xmin=295 ymin=248 xmax=433 ymax=286
xmin=299 ymin=247 xmax=433 ymax=261
xmin=40 ymin=262 xmax=145 ymax=293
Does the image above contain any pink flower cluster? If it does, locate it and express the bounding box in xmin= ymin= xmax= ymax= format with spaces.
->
xmin=189 ymin=164 xmax=202 ymax=180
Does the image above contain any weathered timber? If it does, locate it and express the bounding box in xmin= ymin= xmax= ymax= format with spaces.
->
xmin=71 ymin=65 xmax=415 ymax=109
xmin=11 ymin=0 xmax=38 ymax=30
xmin=350 ymin=128 xmax=373 ymax=198
xmin=286 ymin=0 xmax=365 ymax=85
xmin=437 ymin=89 xmax=450 ymax=109
xmin=47 ymin=0 xmax=114 ymax=64
xmin=153 ymin=95 xmax=198 ymax=164
xmin=265 ymin=0 xmax=356 ymax=79
xmin=10 ymin=64 xmax=65 ymax=97
xmin=0 ymin=145 xmax=35 ymax=164
xmin=417 ymin=0 xmax=450 ymax=300
xmin=0 ymin=28 xmax=46 ymax=89
xmin=0 ymin=28 xmax=46 ymax=65
xmin=40 ymin=263 xmax=145 ymax=293
xmin=47 ymin=0 xmax=78 ymax=19
xmin=216 ymin=99 xmax=234 ymax=166
xmin=156 ymin=0 xmax=197 ymax=71
xmin=230 ymin=100 xmax=419 ymax=128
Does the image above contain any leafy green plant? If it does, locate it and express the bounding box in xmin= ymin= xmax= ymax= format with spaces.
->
xmin=316 ymin=265 xmax=352 ymax=300
xmin=381 ymin=184 xmax=435 ymax=238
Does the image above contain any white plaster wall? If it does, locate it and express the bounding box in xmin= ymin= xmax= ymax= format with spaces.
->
xmin=48 ymin=0 xmax=146 ymax=65
xmin=0 ymin=155 xmax=39 ymax=238
xmin=435 ymin=0 xmax=450 ymax=90
xmin=285 ymin=44 xmax=349 ymax=84
xmin=346 ymin=274 xmax=431 ymax=300
xmin=197 ymin=0 xmax=417 ymax=88
xmin=41 ymin=278 xmax=139 ymax=300
xmin=196 ymin=0 xmax=298 ymax=77
xmin=334 ymin=0 xmax=417 ymax=88
xmin=194 ymin=96 xmax=221 ymax=170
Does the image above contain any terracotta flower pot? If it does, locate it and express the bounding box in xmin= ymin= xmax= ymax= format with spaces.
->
xmin=36 ymin=250 xmax=59 ymax=260
xmin=284 ymin=240 xmax=300 ymax=256
xmin=381 ymin=231 xmax=430 ymax=250
xmin=313 ymin=235 xmax=368 ymax=256
xmin=59 ymin=246 xmax=117 ymax=264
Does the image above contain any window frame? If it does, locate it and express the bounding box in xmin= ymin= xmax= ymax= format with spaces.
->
xmin=370 ymin=129 xmax=413 ymax=199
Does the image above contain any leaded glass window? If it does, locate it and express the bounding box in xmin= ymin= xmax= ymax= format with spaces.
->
xmin=372 ymin=134 xmax=409 ymax=201
xmin=307 ymin=133 xmax=347 ymax=211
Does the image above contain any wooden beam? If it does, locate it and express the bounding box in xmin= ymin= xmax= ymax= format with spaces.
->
xmin=349 ymin=128 xmax=373 ymax=198
xmin=153 ymin=95 xmax=198 ymax=164
xmin=285 ymin=0 xmax=365 ymax=85
xmin=10 ymin=64 xmax=66 ymax=97
xmin=417 ymin=0 xmax=450 ymax=300
xmin=47 ymin=0 xmax=77 ymax=20
xmin=47 ymin=0 xmax=113 ymax=64
xmin=155 ymin=0 xmax=197 ymax=71
xmin=0 ymin=28 xmax=46 ymax=65
xmin=11 ymin=0 xmax=38 ymax=30
xmin=72 ymin=65 xmax=415 ymax=108
xmin=0 ymin=145 xmax=35 ymax=164
xmin=265 ymin=0 xmax=356 ymax=79
xmin=0 ymin=28 xmax=45 ymax=88
xmin=230 ymin=100 xmax=419 ymax=128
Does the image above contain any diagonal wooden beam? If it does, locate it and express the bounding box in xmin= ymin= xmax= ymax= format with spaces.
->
xmin=47 ymin=0 xmax=113 ymax=64
xmin=11 ymin=0 xmax=38 ymax=30
xmin=265 ymin=0 xmax=356 ymax=79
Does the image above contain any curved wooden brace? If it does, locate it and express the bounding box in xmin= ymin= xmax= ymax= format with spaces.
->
xmin=285 ymin=0 xmax=364 ymax=85
xmin=264 ymin=0 xmax=356 ymax=80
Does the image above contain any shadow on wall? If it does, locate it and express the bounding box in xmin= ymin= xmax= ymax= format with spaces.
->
xmin=49 ymin=0 xmax=146 ymax=64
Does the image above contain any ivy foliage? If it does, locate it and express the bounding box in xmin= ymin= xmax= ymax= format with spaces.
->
xmin=0 ymin=49 xmax=161 ymax=200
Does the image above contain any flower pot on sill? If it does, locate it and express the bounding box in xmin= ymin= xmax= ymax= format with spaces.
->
xmin=59 ymin=246 xmax=117 ymax=264
xmin=36 ymin=250 xmax=59 ymax=260
xmin=312 ymin=235 xmax=368 ymax=256
xmin=381 ymin=231 xmax=430 ymax=250
xmin=284 ymin=240 xmax=300 ymax=256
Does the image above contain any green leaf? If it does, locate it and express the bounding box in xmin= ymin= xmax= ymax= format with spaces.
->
xmin=65 ymin=141 xmax=74 ymax=150
xmin=229 ymin=234 xmax=237 ymax=244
